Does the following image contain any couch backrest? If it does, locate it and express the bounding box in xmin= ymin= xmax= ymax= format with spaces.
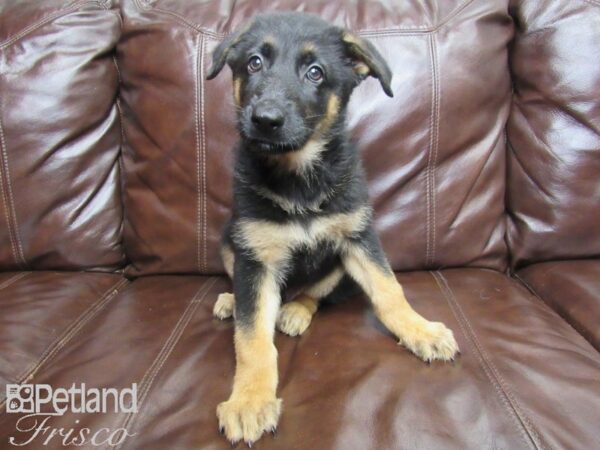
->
xmin=0 ymin=0 xmax=125 ymax=271
xmin=507 ymin=0 xmax=600 ymax=269
xmin=118 ymin=0 xmax=513 ymax=275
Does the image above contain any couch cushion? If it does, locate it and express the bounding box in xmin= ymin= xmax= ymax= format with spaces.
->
xmin=506 ymin=0 xmax=600 ymax=269
xmin=0 ymin=0 xmax=125 ymax=271
xmin=118 ymin=0 xmax=512 ymax=275
xmin=518 ymin=260 xmax=600 ymax=351
xmin=1 ymin=270 xmax=598 ymax=449
xmin=0 ymin=271 xmax=127 ymax=405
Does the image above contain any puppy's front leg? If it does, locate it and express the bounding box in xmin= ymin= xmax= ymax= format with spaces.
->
xmin=217 ymin=255 xmax=282 ymax=445
xmin=343 ymin=226 xmax=459 ymax=362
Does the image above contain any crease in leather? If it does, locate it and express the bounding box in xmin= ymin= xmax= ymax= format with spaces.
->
xmin=0 ymin=277 xmax=129 ymax=406
xmin=511 ymin=271 xmax=596 ymax=349
xmin=113 ymin=277 xmax=217 ymax=450
xmin=431 ymin=271 xmax=547 ymax=450
xmin=132 ymin=0 xmax=477 ymax=38
xmin=426 ymin=33 xmax=440 ymax=267
xmin=0 ymin=103 xmax=27 ymax=269
xmin=447 ymin=125 xmax=503 ymax=232
xmin=0 ymin=1 xmax=111 ymax=50
xmin=0 ymin=272 xmax=29 ymax=291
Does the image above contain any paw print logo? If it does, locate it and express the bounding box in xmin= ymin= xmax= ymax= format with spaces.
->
xmin=5 ymin=385 xmax=34 ymax=413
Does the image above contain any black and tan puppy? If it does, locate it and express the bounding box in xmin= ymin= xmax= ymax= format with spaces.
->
xmin=207 ymin=11 xmax=459 ymax=445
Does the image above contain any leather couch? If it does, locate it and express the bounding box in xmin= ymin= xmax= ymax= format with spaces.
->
xmin=1 ymin=1 xmax=598 ymax=449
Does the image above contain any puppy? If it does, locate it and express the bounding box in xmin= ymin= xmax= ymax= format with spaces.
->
xmin=207 ymin=11 xmax=459 ymax=445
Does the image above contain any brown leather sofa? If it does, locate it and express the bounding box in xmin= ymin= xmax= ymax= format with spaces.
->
xmin=1 ymin=1 xmax=599 ymax=449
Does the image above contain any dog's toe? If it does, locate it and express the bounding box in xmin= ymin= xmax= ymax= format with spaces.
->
xmin=217 ymin=395 xmax=281 ymax=444
xmin=213 ymin=292 xmax=235 ymax=320
xmin=276 ymin=302 xmax=313 ymax=336
xmin=401 ymin=321 xmax=459 ymax=362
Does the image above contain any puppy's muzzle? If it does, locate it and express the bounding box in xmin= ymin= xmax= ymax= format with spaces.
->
xmin=251 ymin=100 xmax=285 ymax=134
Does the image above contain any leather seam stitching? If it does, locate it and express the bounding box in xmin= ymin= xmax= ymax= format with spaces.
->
xmin=0 ymin=271 xmax=29 ymax=291
xmin=194 ymin=36 xmax=202 ymax=272
xmin=0 ymin=277 xmax=129 ymax=406
xmin=132 ymin=0 xmax=475 ymax=38
xmin=113 ymin=277 xmax=217 ymax=450
xmin=432 ymin=271 xmax=548 ymax=450
xmin=0 ymin=103 xmax=27 ymax=268
xmin=512 ymin=272 xmax=593 ymax=347
xmin=200 ymin=36 xmax=208 ymax=272
xmin=0 ymin=1 xmax=108 ymax=50
xmin=425 ymin=34 xmax=440 ymax=267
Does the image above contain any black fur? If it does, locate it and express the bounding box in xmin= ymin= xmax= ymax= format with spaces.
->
xmin=208 ymin=12 xmax=394 ymax=326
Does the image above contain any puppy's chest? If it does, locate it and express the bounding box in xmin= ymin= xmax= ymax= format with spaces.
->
xmin=234 ymin=206 xmax=369 ymax=267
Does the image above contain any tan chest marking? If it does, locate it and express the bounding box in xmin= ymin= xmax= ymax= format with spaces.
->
xmin=235 ymin=206 xmax=370 ymax=268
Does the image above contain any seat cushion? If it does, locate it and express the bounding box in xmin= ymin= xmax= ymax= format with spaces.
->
xmin=118 ymin=0 xmax=511 ymax=275
xmin=518 ymin=260 xmax=600 ymax=351
xmin=0 ymin=1 xmax=125 ymax=271
xmin=506 ymin=0 xmax=600 ymax=269
xmin=0 ymin=271 xmax=127 ymax=404
xmin=1 ymin=269 xmax=598 ymax=449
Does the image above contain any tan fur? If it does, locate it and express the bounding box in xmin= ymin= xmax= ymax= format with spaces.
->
xmin=234 ymin=206 xmax=370 ymax=270
xmin=254 ymin=185 xmax=325 ymax=214
xmin=217 ymin=271 xmax=282 ymax=443
xmin=271 ymin=94 xmax=340 ymax=173
xmin=343 ymin=245 xmax=459 ymax=362
xmin=263 ymin=35 xmax=276 ymax=47
xmin=232 ymin=78 xmax=242 ymax=106
xmin=214 ymin=292 xmax=235 ymax=319
xmin=341 ymin=31 xmax=361 ymax=46
xmin=302 ymin=42 xmax=316 ymax=54
xmin=274 ymin=139 xmax=326 ymax=173
xmin=276 ymin=267 xmax=344 ymax=336
xmin=221 ymin=244 xmax=235 ymax=279
xmin=354 ymin=62 xmax=370 ymax=76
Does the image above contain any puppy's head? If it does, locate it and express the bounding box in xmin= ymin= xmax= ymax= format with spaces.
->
xmin=207 ymin=12 xmax=393 ymax=154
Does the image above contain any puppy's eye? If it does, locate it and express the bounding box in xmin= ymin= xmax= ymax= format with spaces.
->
xmin=247 ymin=55 xmax=263 ymax=74
xmin=306 ymin=66 xmax=324 ymax=84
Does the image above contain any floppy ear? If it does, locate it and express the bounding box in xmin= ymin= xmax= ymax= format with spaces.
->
xmin=206 ymin=21 xmax=254 ymax=80
xmin=341 ymin=31 xmax=393 ymax=97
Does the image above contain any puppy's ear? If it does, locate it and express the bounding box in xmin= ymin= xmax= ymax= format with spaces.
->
xmin=341 ymin=31 xmax=393 ymax=97
xmin=206 ymin=21 xmax=254 ymax=80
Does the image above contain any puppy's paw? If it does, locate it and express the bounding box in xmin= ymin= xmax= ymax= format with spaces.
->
xmin=401 ymin=320 xmax=459 ymax=362
xmin=277 ymin=301 xmax=313 ymax=336
xmin=217 ymin=395 xmax=282 ymax=445
xmin=213 ymin=292 xmax=234 ymax=320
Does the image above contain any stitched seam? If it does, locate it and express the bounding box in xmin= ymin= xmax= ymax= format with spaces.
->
xmin=194 ymin=36 xmax=202 ymax=272
xmin=133 ymin=0 xmax=475 ymax=37
xmin=0 ymin=154 xmax=19 ymax=267
xmin=0 ymin=103 xmax=27 ymax=268
xmin=0 ymin=277 xmax=129 ymax=407
xmin=512 ymin=272 xmax=591 ymax=347
xmin=432 ymin=272 xmax=549 ymax=450
xmin=0 ymin=1 xmax=106 ymax=50
xmin=0 ymin=271 xmax=29 ymax=291
xmin=113 ymin=277 xmax=217 ymax=450
xmin=425 ymin=34 xmax=440 ymax=267
xmin=430 ymin=35 xmax=440 ymax=266
xmin=200 ymin=37 xmax=208 ymax=273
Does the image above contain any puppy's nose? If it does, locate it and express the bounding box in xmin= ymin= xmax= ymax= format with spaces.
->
xmin=251 ymin=104 xmax=285 ymax=132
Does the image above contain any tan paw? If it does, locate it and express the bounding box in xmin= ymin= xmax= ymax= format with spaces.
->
xmin=400 ymin=320 xmax=459 ymax=362
xmin=216 ymin=395 xmax=282 ymax=445
xmin=213 ymin=292 xmax=234 ymax=320
xmin=276 ymin=302 xmax=313 ymax=336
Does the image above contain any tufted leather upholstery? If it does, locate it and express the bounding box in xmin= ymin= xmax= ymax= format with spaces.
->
xmin=0 ymin=1 xmax=599 ymax=448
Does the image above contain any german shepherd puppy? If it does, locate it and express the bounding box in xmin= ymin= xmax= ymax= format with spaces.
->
xmin=207 ymin=11 xmax=459 ymax=445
